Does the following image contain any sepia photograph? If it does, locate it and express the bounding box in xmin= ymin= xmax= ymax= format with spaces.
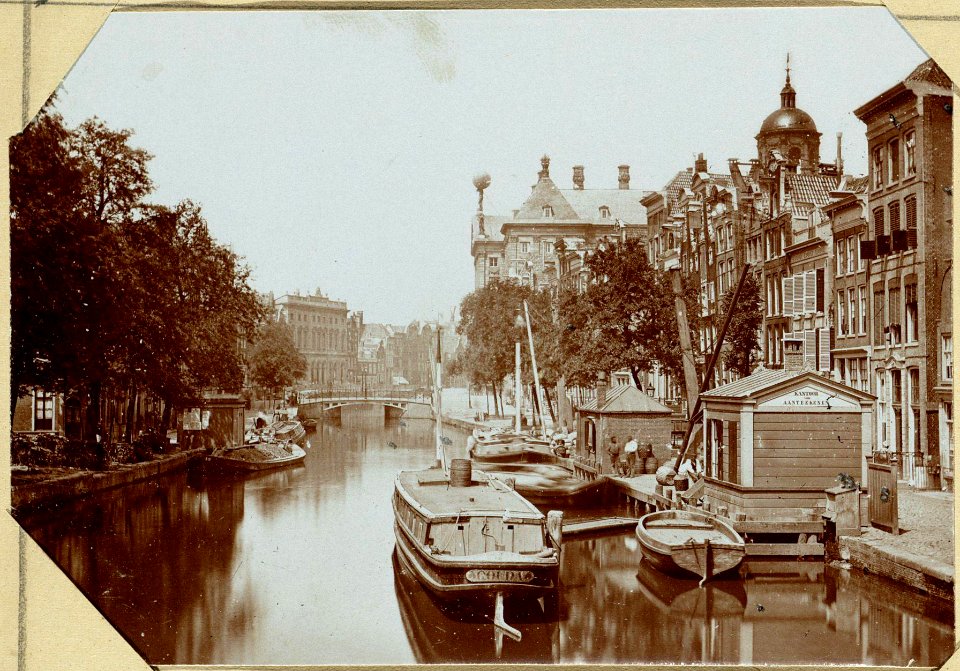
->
xmin=5 ymin=5 xmax=956 ymax=668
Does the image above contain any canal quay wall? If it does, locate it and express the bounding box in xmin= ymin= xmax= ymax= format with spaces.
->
xmin=11 ymin=448 xmax=206 ymax=514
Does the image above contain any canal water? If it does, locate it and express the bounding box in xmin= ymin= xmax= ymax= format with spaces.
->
xmin=18 ymin=409 xmax=954 ymax=666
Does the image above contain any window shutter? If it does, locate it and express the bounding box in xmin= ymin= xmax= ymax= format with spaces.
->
xmin=815 ymin=268 xmax=824 ymax=312
xmin=792 ymin=275 xmax=803 ymax=316
xmin=804 ymin=330 xmax=817 ymax=368
xmin=889 ymin=202 xmax=901 ymax=232
xmin=783 ymin=276 xmax=793 ymax=317
xmin=804 ymin=271 xmax=816 ymax=314
xmin=873 ymin=208 xmax=885 ymax=238
xmin=905 ymin=196 xmax=917 ymax=230
xmin=818 ymin=328 xmax=831 ymax=371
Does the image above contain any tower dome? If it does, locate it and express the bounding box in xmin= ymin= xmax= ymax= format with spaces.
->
xmin=756 ymin=56 xmax=822 ymax=173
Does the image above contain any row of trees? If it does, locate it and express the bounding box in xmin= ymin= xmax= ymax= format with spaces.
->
xmin=11 ymin=103 xmax=271 ymax=442
xmin=453 ymin=237 xmax=763 ymax=415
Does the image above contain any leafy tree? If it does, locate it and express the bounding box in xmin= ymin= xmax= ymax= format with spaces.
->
xmin=248 ymin=321 xmax=307 ymax=400
xmin=717 ymin=270 xmax=763 ymax=378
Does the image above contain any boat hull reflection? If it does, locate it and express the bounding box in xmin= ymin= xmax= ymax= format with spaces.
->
xmin=392 ymin=550 xmax=560 ymax=663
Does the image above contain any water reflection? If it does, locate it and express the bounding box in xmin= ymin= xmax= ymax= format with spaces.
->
xmin=15 ymin=411 xmax=955 ymax=666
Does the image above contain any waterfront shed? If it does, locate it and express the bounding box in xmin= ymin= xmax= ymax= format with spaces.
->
xmin=698 ymin=367 xmax=875 ymax=535
xmin=575 ymin=384 xmax=676 ymax=474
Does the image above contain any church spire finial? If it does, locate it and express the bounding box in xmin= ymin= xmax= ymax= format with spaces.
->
xmin=786 ymin=52 xmax=791 ymax=85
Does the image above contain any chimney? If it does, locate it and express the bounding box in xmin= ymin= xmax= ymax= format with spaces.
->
xmin=836 ymin=132 xmax=844 ymax=175
xmin=694 ymin=153 xmax=708 ymax=173
xmin=596 ymin=372 xmax=608 ymax=408
xmin=783 ymin=337 xmax=805 ymax=372
xmin=618 ymin=164 xmax=630 ymax=190
xmin=573 ymin=165 xmax=585 ymax=190
xmin=538 ymin=155 xmax=550 ymax=180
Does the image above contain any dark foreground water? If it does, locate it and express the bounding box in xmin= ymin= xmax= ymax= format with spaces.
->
xmin=18 ymin=409 xmax=955 ymax=665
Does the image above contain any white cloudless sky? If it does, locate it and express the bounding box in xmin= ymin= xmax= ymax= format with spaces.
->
xmin=54 ymin=8 xmax=927 ymax=325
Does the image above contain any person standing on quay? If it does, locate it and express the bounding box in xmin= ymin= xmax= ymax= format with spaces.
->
xmin=624 ymin=434 xmax=639 ymax=477
xmin=606 ymin=436 xmax=621 ymax=476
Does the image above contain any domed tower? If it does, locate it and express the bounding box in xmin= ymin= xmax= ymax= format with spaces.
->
xmin=756 ymin=56 xmax=821 ymax=175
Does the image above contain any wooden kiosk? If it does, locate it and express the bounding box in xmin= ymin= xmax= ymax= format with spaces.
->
xmin=698 ymin=365 xmax=874 ymax=542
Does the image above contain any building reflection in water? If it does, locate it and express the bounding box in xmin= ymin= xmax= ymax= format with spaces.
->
xmin=15 ymin=412 xmax=954 ymax=666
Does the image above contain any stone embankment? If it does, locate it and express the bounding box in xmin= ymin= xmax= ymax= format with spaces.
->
xmin=11 ymin=448 xmax=206 ymax=514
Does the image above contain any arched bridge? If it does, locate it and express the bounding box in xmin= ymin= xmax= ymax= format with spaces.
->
xmin=297 ymin=388 xmax=434 ymax=420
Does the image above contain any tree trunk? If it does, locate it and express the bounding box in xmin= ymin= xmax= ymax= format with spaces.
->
xmin=543 ymin=386 xmax=557 ymax=423
xmin=124 ymin=385 xmax=136 ymax=443
xmin=160 ymin=399 xmax=172 ymax=433
xmin=630 ymin=366 xmax=643 ymax=389
xmin=529 ymin=382 xmax=541 ymax=430
xmin=88 ymin=380 xmax=102 ymax=443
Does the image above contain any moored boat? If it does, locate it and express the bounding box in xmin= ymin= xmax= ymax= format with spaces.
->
xmin=393 ymin=461 xmax=562 ymax=640
xmin=206 ymin=441 xmax=306 ymax=472
xmin=635 ymin=510 xmax=745 ymax=583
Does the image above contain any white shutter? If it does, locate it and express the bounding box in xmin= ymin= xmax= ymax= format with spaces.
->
xmin=792 ymin=275 xmax=803 ymax=316
xmin=804 ymin=271 xmax=816 ymax=314
xmin=818 ymin=328 xmax=831 ymax=371
xmin=783 ymin=277 xmax=793 ymax=317
xmin=804 ymin=330 xmax=817 ymax=369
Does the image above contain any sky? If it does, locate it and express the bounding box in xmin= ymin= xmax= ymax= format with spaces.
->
xmin=54 ymin=8 xmax=928 ymax=325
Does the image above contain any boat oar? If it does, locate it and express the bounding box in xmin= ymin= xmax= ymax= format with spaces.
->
xmin=493 ymin=591 xmax=522 ymax=642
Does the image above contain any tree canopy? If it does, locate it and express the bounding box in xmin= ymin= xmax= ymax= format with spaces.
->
xmin=718 ymin=269 xmax=763 ymax=378
xmin=248 ymin=321 xmax=308 ymax=396
xmin=10 ymin=104 xmax=265 ymax=436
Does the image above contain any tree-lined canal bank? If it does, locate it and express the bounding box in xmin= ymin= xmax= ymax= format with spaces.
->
xmin=16 ymin=412 xmax=954 ymax=666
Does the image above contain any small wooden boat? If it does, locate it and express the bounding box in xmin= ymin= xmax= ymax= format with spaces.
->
xmin=300 ymin=418 xmax=318 ymax=430
xmin=635 ymin=510 xmax=744 ymax=583
xmin=469 ymin=443 xmax=559 ymax=465
xmin=206 ymin=441 xmax=306 ymax=472
xmin=393 ymin=462 xmax=562 ymax=640
xmin=271 ymin=418 xmax=307 ymax=445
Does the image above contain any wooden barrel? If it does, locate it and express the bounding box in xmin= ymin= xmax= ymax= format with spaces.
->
xmin=449 ymin=458 xmax=472 ymax=487
xmin=644 ymin=456 xmax=658 ymax=474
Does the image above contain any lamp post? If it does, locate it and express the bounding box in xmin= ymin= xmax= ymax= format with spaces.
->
xmin=514 ymin=308 xmax=524 ymax=433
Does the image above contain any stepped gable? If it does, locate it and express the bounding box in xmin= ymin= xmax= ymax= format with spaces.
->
xmin=560 ymin=188 xmax=649 ymax=225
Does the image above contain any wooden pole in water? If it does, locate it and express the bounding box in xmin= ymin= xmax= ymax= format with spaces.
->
xmin=493 ymin=591 xmax=522 ymax=642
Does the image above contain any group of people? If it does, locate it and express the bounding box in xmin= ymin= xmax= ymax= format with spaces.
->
xmin=549 ymin=425 xmax=576 ymax=457
xmin=605 ymin=435 xmax=652 ymax=477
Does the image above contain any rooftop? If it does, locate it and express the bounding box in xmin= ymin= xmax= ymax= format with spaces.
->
xmin=577 ymin=384 xmax=674 ymax=414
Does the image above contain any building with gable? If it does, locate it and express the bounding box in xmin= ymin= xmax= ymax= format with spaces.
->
xmin=470 ymin=156 xmax=649 ymax=292
xmin=854 ymin=58 xmax=953 ymax=488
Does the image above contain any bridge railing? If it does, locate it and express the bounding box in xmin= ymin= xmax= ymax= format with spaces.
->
xmin=298 ymin=388 xmax=430 ymax=403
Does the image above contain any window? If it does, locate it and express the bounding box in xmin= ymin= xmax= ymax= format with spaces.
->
xmin=520 ymin=241 xmax=530 ymax=254
xmin=872 ymin=146 xmax=883 ymax=190
xmin=848 ymin=287 xmax=857 ymax=337
xmin=904 ymin=130 xmax=916 ymax=176
xmin=33 ymin=391 xmax=54 ymax=432
xmin=943 ymin=335 xmax=953 ymax=381
xmin=858 ymin=233 xmax=866 ymax=270
xmin=859 ymin=286 xmax=867 ymax=335
xmin=847 ymin=236 xmax=856 ymax=274
xmin=837 ymin=291 xmax=846 ymax=335
xmin=909 ymin=367 xmax=920 ymax=405
xmin=873 ymin=207 xmax=885 ymax=238
xmin=889 ymin=201 xmax=901 ymax=232
xmin=542 ymin=205 xmax=554 ymax=218
xmin=859 ymin=359 xmax=869 ymax=393
xmin=889 ymin=286 xmax=902 ymax=344
xmin=599 ymin=206 xmax=610 ymax=219
xmin=837 ymin=240 xmax=846 ymax=277
xmin=888 ymin=138 xmax=900 ymax=183
xmin=542 ymin=240 xmax=552 ymax=257
xmin=874 ymin=285 xmax=885 ymax=345
xmin=905 ymin=283 xmax=918 ymax=343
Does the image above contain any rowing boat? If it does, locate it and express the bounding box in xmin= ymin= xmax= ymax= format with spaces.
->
xmin=206 ymin=441 xmax=306 ymax=472
xmin=635 ymin=510 xmax=744 ymax=583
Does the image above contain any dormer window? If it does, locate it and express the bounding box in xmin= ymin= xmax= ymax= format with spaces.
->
xmin=599 ymin=206 xmax=611 ymax=219
xmin=542 ymin=205 xmax=554 ymax=218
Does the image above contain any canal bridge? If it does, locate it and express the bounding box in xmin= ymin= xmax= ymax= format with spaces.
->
xmin=297 ymin=388 xmax=434 ymax=421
